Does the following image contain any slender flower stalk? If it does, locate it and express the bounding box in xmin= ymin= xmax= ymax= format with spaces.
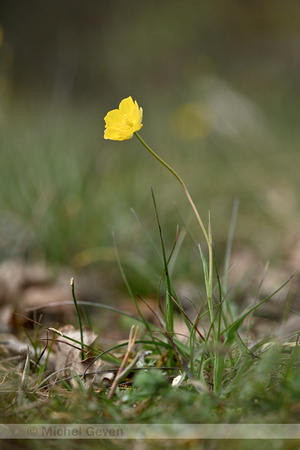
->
xmin=134 ymin=132 xmax=214 ymax=320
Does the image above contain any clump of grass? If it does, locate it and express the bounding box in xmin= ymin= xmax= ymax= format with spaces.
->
xmin=1 ymin=97 xmax=299 ymax=448
xmin=101 ymin=97 xmax=296 ymax=397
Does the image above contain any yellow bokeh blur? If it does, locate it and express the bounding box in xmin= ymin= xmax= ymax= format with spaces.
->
xmin=169 ymin=102 xmax=213 ymax=141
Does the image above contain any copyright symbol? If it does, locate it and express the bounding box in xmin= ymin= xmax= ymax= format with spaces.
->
xmin=27 ymin=427 xmax=37 ymax=437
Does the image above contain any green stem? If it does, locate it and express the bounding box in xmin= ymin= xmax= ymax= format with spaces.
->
xmin=134 ymin=132 xmax=213 ymax=316
xmin=70 ymin=277 xmax=85 ymax=361
xmin=135 ymin=133 xmax=208 ymax=243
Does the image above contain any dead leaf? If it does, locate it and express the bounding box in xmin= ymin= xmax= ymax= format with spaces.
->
xmin=54 ymin=325 xmax=101 ymax=386
xmin=0 ymin=333 xmax=56 ymax=370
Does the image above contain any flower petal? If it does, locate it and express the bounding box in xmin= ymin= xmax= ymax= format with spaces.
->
xmin=104 ymin=128 xmax=130 ymax=141
xmin=119 ymin=97 xmax=135 ymax=116
xmin=131 ymin=105 xmax=143 ymax=125
xmin=104 ymin=109 xmax=124 ymax=127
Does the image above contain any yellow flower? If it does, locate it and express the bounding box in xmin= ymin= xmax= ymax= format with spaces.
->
xmin=104 ymin=97 xmax=143 ymax=141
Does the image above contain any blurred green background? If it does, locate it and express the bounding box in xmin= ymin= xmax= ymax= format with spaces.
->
xmin=1 ymin=0 xmax=300 ymax=294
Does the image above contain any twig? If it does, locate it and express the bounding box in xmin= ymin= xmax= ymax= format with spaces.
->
xmin=108 ymin=325 xmax=138 ymax=399
xmin=18 ymin=346 xmax=30 ymax=407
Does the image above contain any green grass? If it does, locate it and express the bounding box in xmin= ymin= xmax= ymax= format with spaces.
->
xmin=1 ymin=92 xmax=300 ymax=449
xmin=1 ymin=298 xmax=300 ymax=450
